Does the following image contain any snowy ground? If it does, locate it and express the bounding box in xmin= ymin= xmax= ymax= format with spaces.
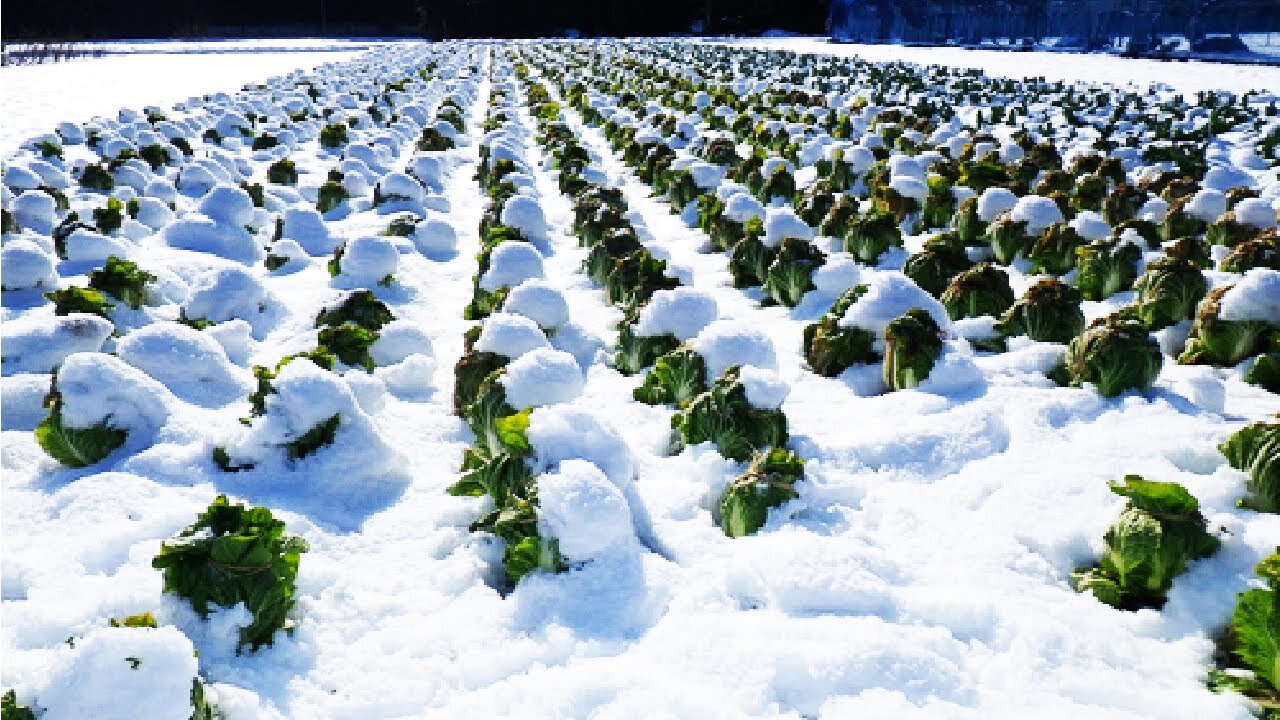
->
xmin=2 ymin=37 xmax=1279 ymax=720
xmin=725 ymin=36 xmax=1280 ymax=94
xmin=0 ymin=40 xmax=382 ymax=154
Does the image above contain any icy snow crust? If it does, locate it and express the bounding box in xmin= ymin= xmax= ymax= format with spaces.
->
xmin=2 ymin=37 xmax=1278 ymax=720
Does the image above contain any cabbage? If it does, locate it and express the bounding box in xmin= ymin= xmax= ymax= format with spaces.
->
xmin=1220 ymin=418 xmax=1280 ymax=513
xmin=1066 ymin=314 xmax=1162 ymax=397
xmin=672 ymin=366 xmax=789 ymax=461
xmin=720 ymin=448 xmax=804 ymax=538
xmin=1072 ymin=475 xmax=1219 ymax=609
xmin=883 ymin=308 xmax=944 ymax=391
xmin=940 ymin=262 xmax=1015 ymax=321
xmin=997 ymin=279 xmax=1084 ymax=344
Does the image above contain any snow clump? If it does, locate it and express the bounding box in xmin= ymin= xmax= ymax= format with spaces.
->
xmin=2 ymin=315 xmax=114 ymax=374
xmin=500 ymin=347 xmax=585 ymax=409
xmin=116 ymin=324 xmax=252 ymax=407
xmin=634 ymin=287 xmax=719 ymax=340
xmin=503 ymin=280 xmax=570 ymax=330
xmin=479 ymin=241 xmax=545 ymax=291
xmin=1010 ymin=195 xmax=1064 ymax=234
xmin=536 ymin=459 xmax=634 ymax=561
xmin=1218 ymin=268 xmax=1280 ymax=323
xmin=840 ymin=272 xmax=950 ymax=336
xmin=692 ymin=319 xmax=779 ymax=377
xmin=473 ymin=313 xmax=550 ymax=359
xmin=39 ymin=626 xmax=200 ymax=720
xmin=764 ymin=207 xmax=815 ymax=248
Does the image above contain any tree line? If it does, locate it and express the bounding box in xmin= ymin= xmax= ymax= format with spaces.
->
xmin=2 ymin=0 xmax=829 ymax=40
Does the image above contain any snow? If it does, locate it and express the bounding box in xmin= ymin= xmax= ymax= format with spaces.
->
xmin=977 ymin=187 xmax=1019 ymax=222
xmin=536 ymin=459 xmax=634 ymax=561
xmin=2 ymin=314 xmax=115 ymax=374
xmin=0 ymin=43 xmax=371 ymax=154
xmin=840 ymin=272 xmax=950 ymax=335
xmin=337 ymin=236 xmax=399 ymax=284
xmin=40 ymin=625 xmax=200 ymax=720
xmin=182 ymin=267 xmax=273 ymax=335
xmin=1218 ymin=268 xmax=1280 ymax=323
xmin=412 ymin=217 xmax=458 ymax=256
xmin=281 ymin=207 xmax=340 ymax=256
xmin=499 ymin=194 xmax=549 ymax=238
xmin=528 ymin=406 xmax=635 ymax=490
xmin=721 ymin=37 xmax=1280 ymax=94
xmin=198 ymin=185 xmax=255 ymax=227
xmin=889 ymin=174 xmax=928 ymax=202
xmin=722 ymin=191 xmax=766 ymax=223
xmin=634 ymin=287 xmax=720 ymax=340
xmin=1070 ymin=211 xmax=1111 ymax=242
xmin=692 ymin=319 xmax=779 ymax=376
xmin=11 ymin=191 xmax=57 ymax=234
xmin=737 ymin=365 xmax=791 ymax=409
xmin=369 ymin=321 xmax=434 ymax=366
xmin=162 ymin=216 xmax=259 ymax=265
xmin=763 ymin=206 xmax=814 ymax=247
xmin=473 ymin=313 xmax=551 ymax=359
xmin=479 ymin=240 xmax=546 ymax=291
xmin=500 ymin=347 xmax=585 ymax=409
xmin=56 ymin=351 xmax=173 ymax=432
xmin=502 ymin=280 xmax=570 ymax=330
xmin=1 ymin=239 xmax=57 ymax=291
xmin=4 ymin=37 xmax=1280 ymax=720
xmin=116 ymin=324 xmax=251 ymax=407
xmin=1186 ymin=189 xmax=1228 ymax=223
xmin=1009 ymin=194 xmax=1065 ymax=234
xmin=1233 ymin=197 xmax=1277 ymax=229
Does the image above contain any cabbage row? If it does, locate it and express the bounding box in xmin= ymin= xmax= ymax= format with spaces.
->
xmin=517 ymin=40 xmax=1280 ymax=711
xmin=2 ymin=42 xmax=487 ymax=715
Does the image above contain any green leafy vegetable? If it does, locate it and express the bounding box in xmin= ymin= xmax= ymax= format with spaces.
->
xmin=44 ymin=286 xmax=115 ymax=318
xmin=1071 ymin=475 xmax=1220 ymax=609
xmin=88 ymin=256 xmax=156 ymax=309
xmin=152 ymin=495 xmax=308 ymax=652
xmin=319 ymin=122 xmax=349 ymax=148
xmin=615 ymin=315 xmax=680 ymax=376
xmin=93 ymin=197 xmax=125 ymax=233
xmin=1027 ymin=223 xmax=1086 ymax=276
xmin=673 ymin=365 xmax=789 ymax=461
xmin=762 ymin=237 xmax=824 ymax=307
xmin=903 ymin=234 xmax=973 ymax=297
xmin=1066 ymin=314 xmax=1163 ymax=397
xmin=316 ymin=323 xmax=379 ymax=372
xmin=1 ymin=690 xmax=35 ymax=720
xmin=719 ymin=447 xmax=804 ymax=538
xmin=315 ymin=290 xmax=395 ymax=331
xmin=802 ymin=284 xmax=877 ymax=377
xmin=940 ymin=263 xmax=1015 ymax=321
xmin=1244 ymin=354 xmax=1280 ymax=394
xmin=1075 ymin=237 xmax=1142 ymax=301
xmin=317 ymin=180 xmax=348 ymax=214
xmin=996 ymin=278 xmax=1084 ymax=344
xmin=267 ymin=158 xmax=298 ymax=185
xmin=883 ymin=308 xmax=944 ymax=391
xmin=633 ymin=348 xmax=709 ymax=407
xmin=1130 ymin=256 xmax=1208 ymax=330
xmin=1220 ymin=419 xmax=1280 ymax=513
xmin=1179 ymin=285 xmax=1278 ymax=367
xmin=35 ymin=381 xmax=127 ymax=467
xmin=844 ymin=209 xmax=902 ymax=264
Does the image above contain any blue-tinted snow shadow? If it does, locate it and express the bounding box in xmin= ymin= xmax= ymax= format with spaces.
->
xmin=508 ymin=547 xmax=672 ymax=642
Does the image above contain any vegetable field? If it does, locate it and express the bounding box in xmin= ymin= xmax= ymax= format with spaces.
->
xmin=2 ymin=40 xmax=1280 ymax=719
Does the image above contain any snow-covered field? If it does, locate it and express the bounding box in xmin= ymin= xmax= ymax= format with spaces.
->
xmin=727 ymin=36 xmax=1280 ymax=94
xmin=2 ymin=38 xmax=1279 ymax=719
xmin=0 ymin=39 xmax=383 ymax=154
